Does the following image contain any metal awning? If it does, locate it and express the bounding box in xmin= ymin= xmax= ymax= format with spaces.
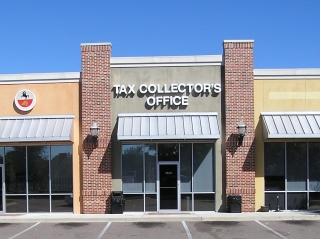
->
xmin=117 ymin=112 xmax=220 ymax=140
xmin=0 ymin=115 xmax=74 ymax=142
xmin=261 ymin=112 xmax=320 ymax=139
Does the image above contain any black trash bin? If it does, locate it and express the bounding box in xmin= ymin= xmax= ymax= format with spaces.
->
xmin=228 ymin=195 xmax=241 ymax=213
xmin=111 ymin=191 xmax=125 ymax=214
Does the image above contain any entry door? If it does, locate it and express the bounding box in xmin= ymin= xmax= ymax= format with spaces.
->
xmin=0 ymin=166 xmax=3 ymax=212
xmin=159 ymin=163 xmax=179 ymax=211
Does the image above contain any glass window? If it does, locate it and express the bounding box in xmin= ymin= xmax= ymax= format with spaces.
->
xmin=28 ymin=146 xmax=49 ymax=194
xmin=28 ymin=195 xmax=50 ymax=212
xmin=5 ymin=147 xmax=26 ymax=194
xmin=287 ymin=193 xmax=307 ymax=210
xmin=309 ymin=192 xmax=320 ymax=210
xmin=194 ymin=194 xmax=215 ymax=211
xmin=264 ymin=143 xmax=285 ymax=191
xmin=181 ymin=194 xmax=192 ymax=211
xmin=287 ymin=143 xmax=307 ymax=191
xmin=6 ymin=195 xmax=27 ymax=213
xmin=158 ymin=144 xmax=179 ymax=161
xmin=0 ymin=147 xmax=3 ymax=164
xmin=265 ymin=193 xmax=285 ymax=211
xmin=51 ymin=146 xmax=73 ymax=193
xmin=51 ymin=195 xmax=73 ymax=212
xmin=145 ymin=194 xmax=157 ymax=212
xmin=180 ymin=143 xmax=192 ymax=192
xmin=122 ymin=145 xmax=143 ymax=193
xmin=309 ymin=143 xmax=320 ymax=191
xmin=145 ymin=144 xmax=156 ymax=193
xmin=193 ymin=143 xmax=214 ymax=192
xmin=123 ymin=194 xmax=144 ymax=212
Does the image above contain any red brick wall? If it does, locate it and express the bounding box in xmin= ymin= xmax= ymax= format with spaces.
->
xmin=81 ymin=43 xmax=112 ymax=214
xmin=223 ymin=40 xmax=255 ymax=212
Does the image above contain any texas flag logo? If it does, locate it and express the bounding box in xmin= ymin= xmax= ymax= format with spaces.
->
xmin=15 ymin=89 xmax=36 ymax=111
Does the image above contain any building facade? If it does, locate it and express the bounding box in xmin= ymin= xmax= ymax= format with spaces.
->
xmin=0 ymin=40 xmax=319 ymax=214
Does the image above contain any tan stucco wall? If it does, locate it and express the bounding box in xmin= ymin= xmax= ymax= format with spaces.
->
xmin=254 ymin=78 xmax=320 ymax=211
xmin=0 ymin=82 xmax=81 ymax=214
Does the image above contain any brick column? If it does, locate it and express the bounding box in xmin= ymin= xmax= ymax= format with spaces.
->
xmin=223 ymin=40 xmax=255 ymax=212
xmin=81 ymin=43 xmax=112 ymax=214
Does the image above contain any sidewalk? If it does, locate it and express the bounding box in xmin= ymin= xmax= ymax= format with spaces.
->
xmin=1 ymin=211 xmax=320 ymax=223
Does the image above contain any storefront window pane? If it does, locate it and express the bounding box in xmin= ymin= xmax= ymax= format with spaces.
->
xmin=0 ymin=147 xmax=3 ymax=164
xmin=287 ymin=143 xmax=307 ymax=191
xmin=122 ymin=145 xmax=143 ymax=193
xmin=194 ymin=194 xmax=215 ymax=211
xmin=5 ymin=147 xmax=26 ymax=194
xmin=180 ymin=143 xmax=192 ymax=192
xmin=264 ymin=143 xmax=285 ymax=191
xmin=287 ymin=193 xmax=307 ymax=210
xmin=123 ymin=194 xmax=144 ymax=212
xmin=158 ymin=143 xmax=179 ymax=161
xmin=51 ymin=146 xmax=73 ymax=193
xmin=28 ymin=146 xmax=49 ymax=194
xmin=309 ymin=192 xmax=320 ymax=210
xmin=265 ymin=193 xmax=285 ymax=211
xmin=28 ymin=195 xmax=50 ymax=212
xmin=309 ymin=143 xmax=320 ymax=191
xmin=145 ymin=144 xmax=156 ymax=193
xmin=51 ymin=195 xmax=73 ymax=212
xmin=6 ymin=195 xmax=27 ymax=213
xmin=181 ymin=194 xmax=192 ymax=211
xmin=193 ymin=143 xmax=214 ymax=192
xmin=145 ymin=194 xmax=157 ymax=212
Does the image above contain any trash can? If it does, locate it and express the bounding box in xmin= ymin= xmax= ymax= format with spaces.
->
xmin=111 ymin=191 xmax=125 ymax=214
xmin=228 ymin=195 xmax=241 ymax=213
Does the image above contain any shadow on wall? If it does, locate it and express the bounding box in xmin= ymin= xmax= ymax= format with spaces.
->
xmin=226 ymin=133 xmax=255 ymax=172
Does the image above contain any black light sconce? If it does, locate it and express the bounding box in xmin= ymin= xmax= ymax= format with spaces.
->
xmin=236 ymin=121 xmax=246 ymax=147
xmin=90 ymin=122 xmax=100 ymax=148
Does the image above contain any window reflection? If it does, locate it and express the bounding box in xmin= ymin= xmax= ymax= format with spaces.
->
xmin=158 ymin=144 xmax=179 ymax=161
xmin=145 ymin=144 xmax=156 ymax=193
xmin=264 ymin=143 xmax=285 ymax=191
xmin=122 ymin=145 xmax=143 ymax=193
xmin=0 ymin=147 xmax=3 ymax=164
xmin=309 ymin=143 xmax=320 ymax=191
xmin=28 ymin=146 xmax=49 ymax=194
xmin=287 ymin=143 xmax=307 ymax=191
xmin=193 ymin=143 xmax=214 ymax=192
xmin=51 ymin=146 xmax=73 ymax=193
xmin=5 ymin=147 xmax=26 ymax=194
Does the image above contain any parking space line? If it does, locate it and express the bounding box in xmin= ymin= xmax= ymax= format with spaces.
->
xmin=255 ymin=220 xmax=287 ymax=239
xmin=8 ymin=222 xmax=41 ymax=239
xmin=182 ymin=221 xmax=193 ymax=239
xmin=96 ymin=222 xmax=112 ymax=239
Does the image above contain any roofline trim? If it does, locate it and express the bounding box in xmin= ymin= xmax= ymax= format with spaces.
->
xmin=255 ymin=69 xmax=320 ymax=79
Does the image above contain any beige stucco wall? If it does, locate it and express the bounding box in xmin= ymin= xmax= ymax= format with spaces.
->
xmin=110 ymin=65 xmax=223 ymax=211
xmin=254 ymin=78 xmax=320 ymax=211
xmin=0 ymin=82 xmax=81 ymax=214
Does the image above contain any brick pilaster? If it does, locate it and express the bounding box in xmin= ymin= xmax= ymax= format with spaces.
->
xmin=81 ymin=43 xmax=112 ymax=214
xmin=223 ymin=40 xmax=255 ymax=212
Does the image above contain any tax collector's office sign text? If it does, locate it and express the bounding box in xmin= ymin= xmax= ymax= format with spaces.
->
xmin=113 ymin=83 xmax=221 ymax=106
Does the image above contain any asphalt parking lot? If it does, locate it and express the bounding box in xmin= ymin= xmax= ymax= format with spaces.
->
xmin=1 ymin=220 xmax=320 ymax=239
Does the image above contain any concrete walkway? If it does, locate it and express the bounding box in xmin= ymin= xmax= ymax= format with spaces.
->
xmin=1 ymin=211 xmax=320 ymax=223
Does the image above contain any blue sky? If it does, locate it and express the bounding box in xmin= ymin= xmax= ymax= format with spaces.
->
xmin=0 ymin=0 xmax=319 ymax=74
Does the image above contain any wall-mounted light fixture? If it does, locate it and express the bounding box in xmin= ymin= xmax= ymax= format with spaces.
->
xmin=90 ymin=122 xmax=100 ymax=148
xmin=236 ymin=121 xmax=246 ymax=146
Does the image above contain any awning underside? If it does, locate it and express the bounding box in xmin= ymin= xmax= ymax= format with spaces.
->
xmin=261 ymin=112 xmax=320 ymax=139
xmin=0 ymin=115 xmax=74 ymax=142
xmin=117 ymin=112 xmax=220 ymax=140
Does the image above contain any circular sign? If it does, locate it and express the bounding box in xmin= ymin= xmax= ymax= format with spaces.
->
xmin=14 ymin=89 xmax=37 ymax=111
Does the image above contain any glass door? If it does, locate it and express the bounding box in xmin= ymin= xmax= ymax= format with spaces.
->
xmin=0 ymin=166 xmax=3 ymax=212
xmin=158 ymin=163 xmax=179 ymax=211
